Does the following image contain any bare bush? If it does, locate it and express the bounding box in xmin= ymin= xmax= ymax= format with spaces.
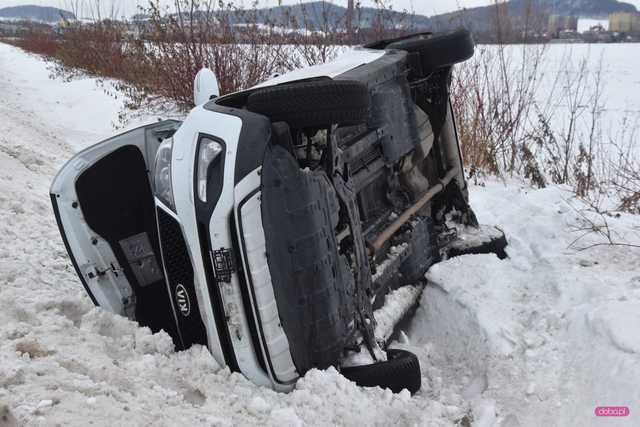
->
xmin=567 ymin=196 xmax=640 ymax=251
xmin=56 ymin=20 xmax=129 ymax=77
xmin=127 ymin=1 xmax=294 ymax=107
xmin=451 ymin=43 xmax=547 ymax=178
xmin=451 ymin=22 xmax=637 ymax=214
xmin=6 ymin=26 xmax=59 ymax=56
xmin=608 ymin=129 xmax=640 ymax=214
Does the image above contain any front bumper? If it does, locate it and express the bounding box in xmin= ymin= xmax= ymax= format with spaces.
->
xmin=163 ymin=106 xmax=298 ymax=392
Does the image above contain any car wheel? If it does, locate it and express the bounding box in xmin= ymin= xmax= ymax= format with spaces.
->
xmin=341 ymin=348 xmax=421 ymax=394
xmin=247 ymin=80 xmax=370 ymax=129
xmin=386 ymin=29 xmax=475 ymax=74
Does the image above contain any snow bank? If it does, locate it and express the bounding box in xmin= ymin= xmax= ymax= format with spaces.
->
xmin=374 ymin=285 xmax=422 ymax=342
xmin=408 ymin=181 xmax=640 ymax=426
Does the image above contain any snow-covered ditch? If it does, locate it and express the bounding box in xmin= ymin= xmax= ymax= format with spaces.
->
xmin=1 ymin=42 xmax=639 ymax=426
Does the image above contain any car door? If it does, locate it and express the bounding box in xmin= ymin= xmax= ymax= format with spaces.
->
xmin=50 ymin=120 xmax=186 ymax=348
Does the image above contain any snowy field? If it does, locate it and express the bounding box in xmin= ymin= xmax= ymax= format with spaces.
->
xmin=471 ymin=43 xmax=640 ymax=119
xmin=1 ymin=42 xmax=639 ymax=426
xmin=536 ymin=43 xmax=640 ymax=115
xmin=535 ymin=43 xmax=640 ymax=144
xmin=469 ymin=43 xmax=640 ymax=161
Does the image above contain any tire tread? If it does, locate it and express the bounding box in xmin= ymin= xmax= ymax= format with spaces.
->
xmin=247 ymin=80 xmax=370 ymax=128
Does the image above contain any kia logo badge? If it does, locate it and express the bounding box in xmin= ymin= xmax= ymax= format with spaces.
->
xmin=175 ymin=284 xmax=191 ymax=317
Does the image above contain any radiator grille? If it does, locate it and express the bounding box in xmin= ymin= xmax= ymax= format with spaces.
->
xmin=157 ymin=208 xmax=208 ymax=349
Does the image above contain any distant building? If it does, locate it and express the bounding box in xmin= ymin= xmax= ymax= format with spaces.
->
xmin=609 ymin=12 xmax=640 ymax=34
xmin=548 ymin=15 xmax=578 ymax=38
xmin=582 ymin=25 xmax=614 ymax=43
xmin=577 ymin=18 xmax=609 ymax=33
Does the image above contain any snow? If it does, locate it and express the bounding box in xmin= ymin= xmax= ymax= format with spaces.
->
xmin=408 ymin=181 xmax=640 ymax=425
xmin=374 ymin=285 xmax=423 ymax=342
xmin=577 ymin=18 xmax=609 ymax=32
xmin=1 ymin=41 xmax=640 ymax=426
xmin=536 ymin=43 xmax=640 ymax=116
xmin=371 ymin=242 xmax=408 ymax=283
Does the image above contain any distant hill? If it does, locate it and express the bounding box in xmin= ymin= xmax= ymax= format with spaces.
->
xmin=0 ymin=5 xmax=75 ymax=23
xmin=231 ymin=2 xmax=431 ymax=30
xmin=236 ymin=0 xmax=638 ymax=33
xmin=536 ymin=0 xmax=637 ymax=17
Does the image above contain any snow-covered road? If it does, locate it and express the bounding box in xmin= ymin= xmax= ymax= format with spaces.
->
xmin=0 ymin=42 xmax=639 ymax=426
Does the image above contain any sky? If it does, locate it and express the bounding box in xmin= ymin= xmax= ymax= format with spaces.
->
xmin=1 ymin=0 xmax=640 ymax=18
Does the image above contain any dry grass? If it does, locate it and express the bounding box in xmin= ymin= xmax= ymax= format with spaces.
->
xmin=4 ymin=28 xmax=58 ymax=57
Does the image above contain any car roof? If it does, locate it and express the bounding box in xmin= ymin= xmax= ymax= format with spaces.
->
xmin=214 ymin=47 xmax=385 ymax=107
xmin=252 ymin=47 xmax=386 ymax=89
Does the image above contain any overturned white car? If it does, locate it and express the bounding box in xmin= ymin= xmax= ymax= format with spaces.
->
xmin=50 ymin=30 xmax=506 ymax=394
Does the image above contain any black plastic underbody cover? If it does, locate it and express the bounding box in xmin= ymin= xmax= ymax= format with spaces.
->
xmin=337 ymin=50 xmax=420 ymax=165
xmin=260 ymin=144 xmax=356 ymax=374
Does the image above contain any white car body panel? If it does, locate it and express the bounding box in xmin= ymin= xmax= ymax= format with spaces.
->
xmin=252 ymin=48 xmax=384 ymax=89
xmin=170 ymin=107 xmax=242 ymax=376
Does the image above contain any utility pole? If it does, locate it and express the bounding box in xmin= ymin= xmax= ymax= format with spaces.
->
xmin=346 ymin=0 xmax=354 ymax=41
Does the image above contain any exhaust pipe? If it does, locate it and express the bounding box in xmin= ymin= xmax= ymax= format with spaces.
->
xmin=369 ymin=167 xmax=459 ymax=255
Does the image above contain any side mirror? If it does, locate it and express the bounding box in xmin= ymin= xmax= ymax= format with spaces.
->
xmin=194 ymin=67 xmax=220 ymax=106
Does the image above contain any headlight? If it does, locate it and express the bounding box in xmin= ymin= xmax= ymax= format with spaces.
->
xmin=154 ymin=138 xmax=175 ymax=211
xmin=197 ymin=138 xmax=223 ymax=202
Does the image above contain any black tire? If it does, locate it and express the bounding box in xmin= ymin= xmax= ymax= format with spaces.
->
xmin=247 ymin=80 xmax=370 ymax=129
xmin=386 ymin=29 xmax=474 ymax=74
xmin=261 ymin=144 xmax=356 ymax=373
xmin=341 ymin=349 xmax=421 ymax=394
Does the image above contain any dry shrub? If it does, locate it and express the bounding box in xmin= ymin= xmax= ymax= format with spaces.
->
xmin=131 ymin=0 xmax=408 ymax=106
xmin=452 ymin=42 xmax=639 ymax=213
xmin=451 ymin=43 xmax=546 ymax=178
xmin=6 ymin=26 xmax=59 ymax=57
xmin=128 ymin=1 xmax=299 ymax=108
xmin=608 ymin=135 xmax=640 ymax=214
xmin=55 ymin=21 xmax=129 ymax=77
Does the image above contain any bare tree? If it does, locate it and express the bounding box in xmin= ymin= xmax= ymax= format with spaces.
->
xmin=63 ymin=0 xmax=123 ymax=21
